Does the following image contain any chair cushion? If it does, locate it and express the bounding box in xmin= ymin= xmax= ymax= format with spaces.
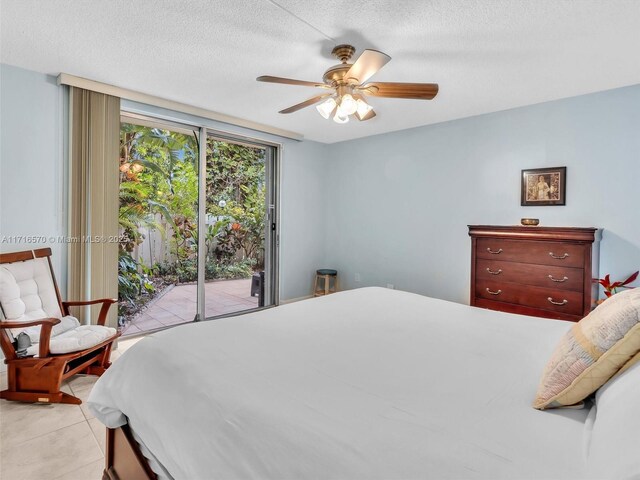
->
xmin=22 ymin=315 xmax=80 ymax=343
xmin=0 ymin=257 xmax=63 ymax=338
xmin=317 ymin=269 xmax=337 ymax=276
xmin=27 ymin=325 xmax=117 ymax=356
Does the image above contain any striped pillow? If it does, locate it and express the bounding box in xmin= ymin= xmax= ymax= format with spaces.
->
xmin=533 ymin=287 xmax=640 ymax=410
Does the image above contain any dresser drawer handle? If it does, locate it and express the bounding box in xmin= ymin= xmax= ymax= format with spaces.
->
xmin=547 ymin=297 xmax=568 ymax=306
xmin=486 ymin=268 xmax=502 ymax=275
xmin=486 ymin=288 xmax=502 ymax=295
xmin=487 ymin=248 xmax=503 ymax=254
xmin=549 ymin=252 xmax=569 ymax=260
xmin=548 ymin=275 xmax=569 ymax=283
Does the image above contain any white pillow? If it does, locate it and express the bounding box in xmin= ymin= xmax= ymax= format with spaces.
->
xmin=587 ymin=360 xmax=640 ymax=479
xmin=533 ymin=288 xmax=640 ymax=409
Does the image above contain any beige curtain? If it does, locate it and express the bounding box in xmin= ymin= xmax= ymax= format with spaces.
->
xmin=68 ymin=88 xmax=120 ymax=328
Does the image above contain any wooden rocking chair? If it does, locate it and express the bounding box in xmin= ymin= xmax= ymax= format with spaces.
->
xmin=0 ymin=248 xmax=120 ymax=404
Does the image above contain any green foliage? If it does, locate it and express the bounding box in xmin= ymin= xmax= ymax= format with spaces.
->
xmin=118 ymin=252 xmax=155 ymax=305
xmin=117 ymin=125 xmax=266 ymax=318
xmin=119 ymin=124 xmax=197 ymax=255
xmin=153 ymin=257 xmax=255 ymax=284
xmin=206 ymin=140 xmax=266 ymax=268
xmin=206 ymin=258 xmax=255 ymax=280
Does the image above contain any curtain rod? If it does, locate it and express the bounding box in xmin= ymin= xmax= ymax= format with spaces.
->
xmin=57 ymin=73 xmax=303 ymax=142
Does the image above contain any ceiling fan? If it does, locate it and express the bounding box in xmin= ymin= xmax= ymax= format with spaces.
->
xmin=257 ymin=44 xmax=439 ymax=124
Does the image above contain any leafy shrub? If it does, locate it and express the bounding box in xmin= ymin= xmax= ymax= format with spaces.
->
xmin=175 ymin=259 xmax=198 ymax=283
xmin=206 ymin=140 xmax=266 ymax=269
xmin=205 ymin=258 xmax=255 ymax=280
xmin=152 ymin=258 xmax=255 ymax=284
xmin=118 ymin=252 xmax=155 ymax=317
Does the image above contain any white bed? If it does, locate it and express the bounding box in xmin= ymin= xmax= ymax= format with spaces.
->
xmin=88 ymin=287 xmax=639 ymax=480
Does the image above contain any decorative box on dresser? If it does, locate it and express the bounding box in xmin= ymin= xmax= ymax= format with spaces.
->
xmin=468 ymin=225 xmax=601 ymax=321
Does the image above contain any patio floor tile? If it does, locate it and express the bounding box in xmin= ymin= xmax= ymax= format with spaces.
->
xmin=122 ymin=278 xmax=258 ymax=336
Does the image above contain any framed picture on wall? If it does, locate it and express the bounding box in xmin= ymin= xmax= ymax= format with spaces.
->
xmin=521 ymin=166 xmax=566 ymax=206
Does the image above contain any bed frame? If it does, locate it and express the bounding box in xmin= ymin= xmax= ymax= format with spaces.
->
xmin=104 ymin=425 xmax=157 ymax=480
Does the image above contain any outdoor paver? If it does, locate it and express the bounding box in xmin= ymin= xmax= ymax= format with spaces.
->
xmin=159 ymin=315 xmax=192 ymax=326
xmin=133 ymin=317 xmax=165 ymax=331
xmin=121 ymin=278 xmax=258 ymax=336
xmin=122 ymin=323 xmax=142 ymax=335
xmin=148 ymin=310 xmax=179 ymax=322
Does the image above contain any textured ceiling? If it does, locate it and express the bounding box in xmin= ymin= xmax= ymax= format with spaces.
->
xmin=1 ymin=0 xmax=640 ymax=143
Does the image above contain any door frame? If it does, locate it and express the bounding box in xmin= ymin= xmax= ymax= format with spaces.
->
xmin=120 ymin=110 xmax=281 ymax=324
xmin=203 ymin=132 xmax=280 ymax=320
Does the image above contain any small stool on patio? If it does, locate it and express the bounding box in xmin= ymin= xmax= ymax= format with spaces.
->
xmin=314 ymin=269 xmax=338 ymax=297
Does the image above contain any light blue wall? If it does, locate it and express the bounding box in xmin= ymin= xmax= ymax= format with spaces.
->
xmin=325 ymin=85 xmax=640 ymax=304
xmin=278 ymin=139 xmax=329 ymax=299
xmin=0 ymin=64 xmax=67 ymax=292
xmin=3 ymin=63 xmax=638 ymax=306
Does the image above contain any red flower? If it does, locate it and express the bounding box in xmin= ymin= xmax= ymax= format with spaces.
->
xmin=597 ymin=271 xmax=639 ymax=297
xmin=231 ymin=222 xmax=241 ymax=231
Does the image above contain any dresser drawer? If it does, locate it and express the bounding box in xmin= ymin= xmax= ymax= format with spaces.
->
xmin=476 ymin=238 xmax=585 ymax=268
xmin=475 ymin=279 xmax=584 ymax=316
xmin=476 ymin=259 xmax=584 ymax=292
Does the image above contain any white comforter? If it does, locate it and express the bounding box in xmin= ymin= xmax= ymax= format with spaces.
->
xmin=89 ymin=287 xmax=594 ymax=480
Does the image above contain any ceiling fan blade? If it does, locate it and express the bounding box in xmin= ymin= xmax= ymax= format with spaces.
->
xmin=278 ymin=94 xmax=332 ymax=114
xmin=257 ymin=75 xmax=328 ymax=88
xmin=345 ymin=49 xmax=391 ymax=84
xmin=360 ymin=82 xmax=439 ymax=99
xmin=355 ymin=108 xmax=376 ymax=121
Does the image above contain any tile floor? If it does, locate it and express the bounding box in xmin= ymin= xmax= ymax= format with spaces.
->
xmin=0 ymin=336 xmax=144 ymax=480
xmin=121 ymin=278 xmax=258 ymax=336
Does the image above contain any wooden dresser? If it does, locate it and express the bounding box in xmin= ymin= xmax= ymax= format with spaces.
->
xmin=468 ymin=225 xmax=600 ymax=321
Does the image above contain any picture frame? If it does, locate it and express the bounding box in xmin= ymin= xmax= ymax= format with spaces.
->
xmin=521 ymin=166 xmax=566 ymax=206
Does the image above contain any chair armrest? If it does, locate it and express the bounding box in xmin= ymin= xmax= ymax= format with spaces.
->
xmin=62 ymin=298 xmax=117 ymax=326
xmin=0 ymin=318 xmax=61 ymax=358
xmin=62 ymin=298 xmax=118 ymax=307
xmin=0 ymin=318 xmax=61 ymax=329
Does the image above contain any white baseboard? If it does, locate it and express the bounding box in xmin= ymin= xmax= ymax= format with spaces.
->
xmin=280 ymin=295 xmax=313 ymax=305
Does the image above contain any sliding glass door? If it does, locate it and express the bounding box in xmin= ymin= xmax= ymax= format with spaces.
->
xmin=117 ymin=113 xmax=278 ymax=336
xmin=201 ymin=135 xmax=278 ymax=319
xmin=118 ymin=118 xmax=200 ymax=334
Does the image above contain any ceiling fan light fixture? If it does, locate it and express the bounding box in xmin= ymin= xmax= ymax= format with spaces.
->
xmin=333 ymin=112 xmax=349 ymax=124
xmin=337 ymin=93 xmax=358 ymax=116
xmin=316 ymin=97 xmax=337 ymax=119
xmin=355 ymin=98 xmax=373 ymax=118
xmin=258 ymin=44 xmax=438 ymax=125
